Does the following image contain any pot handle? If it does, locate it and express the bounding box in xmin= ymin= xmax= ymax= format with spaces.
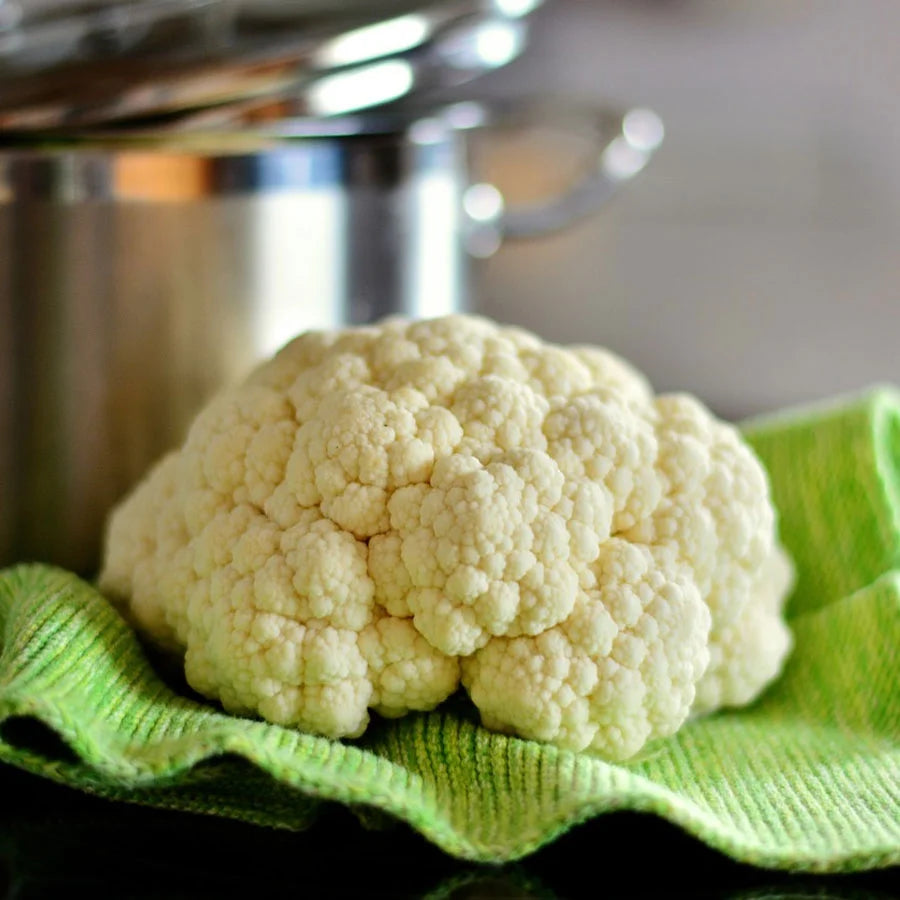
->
xmin=463 ymin=103 xmax=663 ymax=256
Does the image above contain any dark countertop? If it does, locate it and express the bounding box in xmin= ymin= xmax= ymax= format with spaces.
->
xmin=1 ymin=764 xmax=898 ymax=900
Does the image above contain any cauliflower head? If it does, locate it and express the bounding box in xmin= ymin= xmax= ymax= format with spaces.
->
xmin=101 ymin=314 xmax=793 ymax=758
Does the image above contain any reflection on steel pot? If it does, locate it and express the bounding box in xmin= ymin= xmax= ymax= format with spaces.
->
xmin=0 ymin=99 xmax=663 ymax=574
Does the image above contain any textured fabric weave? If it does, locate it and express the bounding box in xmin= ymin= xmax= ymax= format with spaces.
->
xmin=0 ymin=387 xmax=898 ymax=870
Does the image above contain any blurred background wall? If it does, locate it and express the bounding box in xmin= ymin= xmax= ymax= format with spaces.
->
xmin=473 ymin=0 xmax=900 ymax=419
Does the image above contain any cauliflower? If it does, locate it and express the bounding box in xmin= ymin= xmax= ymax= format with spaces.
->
xmin=100 ymin=315 xmax=793 ymax=759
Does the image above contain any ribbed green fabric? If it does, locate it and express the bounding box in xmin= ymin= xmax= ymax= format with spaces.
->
xmin=1 ymin=387 xmax=898 ymax=870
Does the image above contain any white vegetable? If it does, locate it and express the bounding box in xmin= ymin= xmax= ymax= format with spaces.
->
xmin=101 ymin=315 xmax=793 ymax=759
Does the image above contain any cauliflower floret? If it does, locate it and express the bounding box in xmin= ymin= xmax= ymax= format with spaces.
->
xmin=384 ymin=448 xmax=610 ymax=656
xmin=451 ymin=376 xmax=549 ymax=459
xmin=109 ymin=499 xmax=460 ymax=739
xmin=462 ymin=540 xmax=710 ymax=759
xmin=628 ymin=395 xmax=775 ymax=615
xmin=286 ymin=386 xmax=461 ymax=538
xmin=543 ymin=390 xmax=662 ymax=533
xmin=359 ymin=614 xmax=460 ymax=718
xmin=102 ymin=452 xmax=184 ymax=651
xmin=693 ymin=544 xmax=795 ymax=714
xmin=624 ymin=394 xmax=787 ymax=712
xmin=100 ymin=314 xmax=792 ymax=758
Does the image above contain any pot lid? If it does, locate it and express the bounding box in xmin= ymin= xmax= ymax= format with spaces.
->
xmin=0 ymin=0 xmax=542 ymax=129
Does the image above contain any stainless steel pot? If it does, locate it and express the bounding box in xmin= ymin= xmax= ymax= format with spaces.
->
xmin=0 ymin=100 xmax=663 ymax=574
xmin=0 ymin=0 xmax=541 ymax=128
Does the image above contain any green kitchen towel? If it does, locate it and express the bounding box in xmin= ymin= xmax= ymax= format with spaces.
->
xmin=1 ymin=387 xmax=898 ymax=871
